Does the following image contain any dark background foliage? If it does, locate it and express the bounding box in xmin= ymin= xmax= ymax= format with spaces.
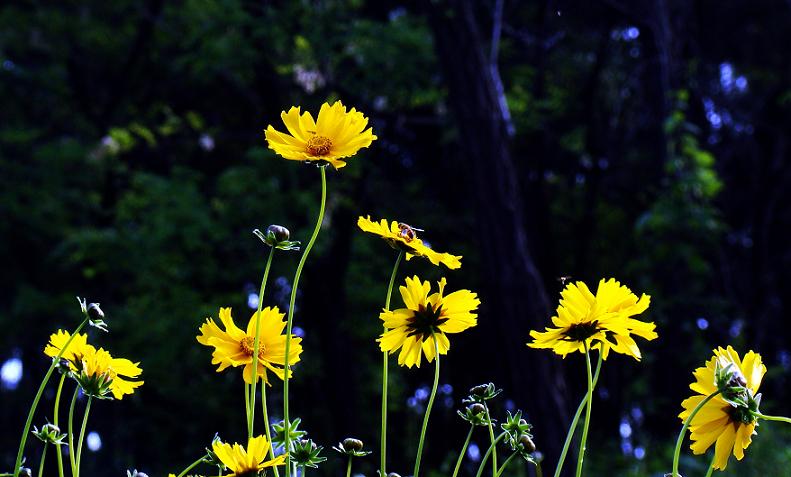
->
xmin=1 ymin=1 xmax=790 ymax=476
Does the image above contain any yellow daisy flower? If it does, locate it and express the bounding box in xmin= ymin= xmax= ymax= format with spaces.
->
xmin=357 ymin=216 xmax=462 ymax=269
xmin=528 ymin=278 xmax=656 ymax=359
xmin=212 ymin=435 xmax=286 ymax=477
xmin=196 ymin=306 xmax=303 ymax=384
xmin=44 ymin=330 xmax=143 ymax=399
xmin=679 ymin=346 xmax=765 ymax=471
xmin=264 ymin=101 xmax=377 ymax=169
xmin=379 ymin=276 xmax=480 ymax=368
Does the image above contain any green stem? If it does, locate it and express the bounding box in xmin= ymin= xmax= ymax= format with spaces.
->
xmin=244 ymin=381 xmax=252 ymax=438
xmin=413 ymin=337 xmax=441 ymax=477
xmin=754 ymin=413 xmax=791 ymax=424
xmin=250 ymin=246 xmax=276 ymax=439
xmin=53 ymin=375 xmax=67 ymax=477
xmin=75 ymin=397 xmax=92 ymax=477
xmin=484 ymin=402 xmax=498 ymax=476
xmin=284 ymin=165 xmax=327 ymax=477
xmin=261 ymin=385 xmax=280 ymax=477
xmin=37 ymin=444 xmax=47 ymax=477
xmin=494 ymin=451 xmax=519 ymax=477
xmin=176 ymin=456 xmax=206 ymax=477
xmin=554 ymin=351 xmax=603 ymax=477
xmin=671 ymin=390 xmax=722 ymax=477
xmin=68 ymin=389 xmax=79 ymax=477
xmin=535 ymin=460 xmax=544 ymax=477
xmin=380 ymin=251 xmax=404 ymax=477
xmin=451 ymin=426 xmax=475 ymax=477
xmin=703 ymin=456 xmax=715 ymax=477
xmin=13 ymin=317 xmax=89 ymax=477
xmin=345 ymin=456 xmax=352 ymax=477
xmin=574 ymin=346 xmax=594 ymax=477
xmin=475 ymin=433 xmax=507 ymax=477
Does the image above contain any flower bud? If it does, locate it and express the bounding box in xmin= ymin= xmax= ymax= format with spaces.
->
xmin=267 ymin=224 xmax=291 ymax=242
xmin=87 ymin=303 xmax=104 ymax=321
xmin=470 ymin=384 xmax=489 ymax=396
xmin=519 ymin=435 xmax=536 ymax=453
xmin=468 ymin=403 xmax=486 ymax=415
xmin=20 ymin=468 xmax=32 ymax=477
xmin=343 ymin=438 xmax=364 ymax=451
xmin=388 ymin=473 xmax=402 ymax=477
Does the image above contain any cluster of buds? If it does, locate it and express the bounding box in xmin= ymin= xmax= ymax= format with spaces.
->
xmin=333 ymin=437 xmax=371 ymax=457
xmin=501 ymin=410 xmax=539 ymax=462
xmin=291 ymin=439 xmax=327 ymax=468
xmin=32 ymin=423 xmax=66 ymax=445
xmin=254 ymin=225 xmax=301 ymax=251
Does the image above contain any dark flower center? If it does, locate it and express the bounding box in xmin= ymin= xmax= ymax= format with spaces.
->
xmin=406 ymin=303 xmax=448 ymax=340
xmin=727 ymin=405 xmax=756 ymax=425
xmin=562 ymin=321 xmax=600 ymax=342
xmin=240 ymin=336 xmax=266 ymax=358
xmin=306 ymin=135 xmax=332 ymax=156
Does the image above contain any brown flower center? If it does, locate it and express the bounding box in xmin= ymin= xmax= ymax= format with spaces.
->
xmin=306 ymin=135 xmax=332 ymax=156
xmin=240 ymin=336 xmax=266 ymax=357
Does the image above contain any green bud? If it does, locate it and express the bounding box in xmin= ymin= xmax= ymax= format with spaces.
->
xmin=343 ymin=438 xmax=363 ymax=451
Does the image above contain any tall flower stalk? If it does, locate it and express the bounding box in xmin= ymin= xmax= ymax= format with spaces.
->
xmin=380 ymin=250 xmax=404 ymax=477
xmin=575 ymin=345 xmax=595 ymax=477
xmin=249 ymin=246 xmax=276 ymax=440
xmin=413 ymin=337 xmax=440 ymax=477
xmin=283 ymin=165 xmax=327 ymax=477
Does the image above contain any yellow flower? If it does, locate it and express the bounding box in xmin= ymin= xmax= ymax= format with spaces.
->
xmin=44 ymin=330 xmax=143 ymax=399
xmin=679 ymin=346 xmax=765 ymax=471
xmin=357 ymin=216 xmax=462 ymax=269
xmin=379 ymin=276 xmax=479 ymax=368
xmin=528 ymin=278 xmax=656 ymax=359
xmin=264 ymin=101 xmax=377 ymax=169
xmin=197 ymin=306 xmax=303 ymax=384
xmin=212 ymin=435 xmax=286 ymax=477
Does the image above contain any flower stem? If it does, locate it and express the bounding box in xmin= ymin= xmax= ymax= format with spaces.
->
xmin=176 ymin=456 xmax=206 ymax=477
xmin=37 ymin=444 xmax=47 ymax=477
xmin=484 ymin=401 xmax=498 ymax=476
xmin=53 ymin=374 xmax=67 ymax=477
xmin=494 ymin=451 xmax=519 ymax=477
xmin=554 ymin=351 xmax=603 ymax=477
xmin=284 ymin=165 xmax=327 ymax=477
xmin=261 ymin=384 xmax=280 ymax=477
xmin=535 ymin=460 xmax=544 ymax=477
xmin=250 ymin=246 xmax=276 ymax=439
xmin=413 ymin=338 xmax=441 ymax=477
xmin=451 ymin=426 xmax=474 ymax=477
xmin=754 ymin=413 xmax=791 ymax=425
xmin=704 ymin=456 xmax=715 ymax=477
xmin=345 ymin=456 xmax=352 ymax=477
xmin=574 ymin=346 xmax=595 ymax=477
xmin=475 ymin=432 xmax=507 ymax=477
xmin=13 ymin=317 xmax=89 ymax=477
xmin=75 ymin=396 xmax=92 ymax=477
xmin=380 ymin=250 xmax=404 ymax=477
xmin=244 ymin=381 xmax=252 ymax=437
xmin=68 ymin=389 xmax=79 ymax=477
xmin=670 ymin=390 xmax=722 ymax=477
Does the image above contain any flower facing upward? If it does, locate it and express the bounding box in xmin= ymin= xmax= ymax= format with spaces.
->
xmin=528 ymin=278 xmax=656 ymax=359
xmin=264 ymin=101 xmax=377 ymax=169
xmin=212 ymin=435 xmax=286 ymax=477
xmin=197 ymin=307 xmax=303 ymax=384
xmin=357 ymin=216 xmax=462 ymax=269
xmin=379 ymin=276 xmax=480 ymax=368
xmin=44 ymin=330 xmax=143 ymax=399
xmin=679 ymin=346 xmax=765 ymax=471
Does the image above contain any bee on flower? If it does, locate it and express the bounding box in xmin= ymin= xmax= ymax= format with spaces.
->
xmin=357 ymin=216 xmax=462 ymax=269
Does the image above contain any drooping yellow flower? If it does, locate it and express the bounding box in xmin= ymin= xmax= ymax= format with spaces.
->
xmin=44 ymin=330 xmax=143 ymax=399
xmin=44 ymin=330 xmax=92 ymax=366
xmin=528 ymin=278 xmax=656 ymax=359
xmin=679 ymin=346 xmax=765 ymax=471
xmin=379 ymin=276 xmax=479 ymax=368
xmin=197 ymin=306 xmax=303 ymax=384
xmin=264 ymin=101 xmax=377 ymax=169
xmin=212 ymin=435 xmax=286 ymax=477
xmin=357 ymin=216 xmax=462 ymax=269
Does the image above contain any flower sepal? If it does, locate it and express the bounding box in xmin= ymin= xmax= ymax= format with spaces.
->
xmin=75 ymin=368 xmax=115 ymax=400
xmin=32 ymin=423 xmax=66 ymax=445
xmin=457 ymin=403 xmax=491 ymax=427
xmin=333 ymin=438 xmax=371 ymax=457
xmin=291 ymin=439 xmax=327 ymax=468
xmin=463 ymin=382 xmax=503 ymax=403
xmin=271 ymin=418 xmax=307 ymax=450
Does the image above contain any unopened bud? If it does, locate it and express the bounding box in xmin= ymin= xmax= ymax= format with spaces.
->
xmin=87 ymin=303 xmax=104 ymax=321
xmin=343 ymin=438 xmax=363 ymax=451
xmin=20 ymin=468 xmax=32 ymax=477
xmin=387 ymin=473 xmax=402 ymax=477
xmin=468 ymin=403 xmax=486 ymax=415
xmin=267 ymin=224 xmax=290 ymax=242
xmin=520 ymin=435 xmax=536 ymax=453
xmin=470 ymin=384 xmax=489 ymax=396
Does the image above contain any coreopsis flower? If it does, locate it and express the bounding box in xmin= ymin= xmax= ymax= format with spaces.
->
xmin=44 ymin=330 xmax=143 ymax=399
xmin=212 ymin=435 xmax=286 ymax=477
xmin=264 ymin=101 xmax=377 ymax=169
xmin=357 ymin=216 xmax=462 ymax=269
xmin=528 ymin=278 xmax=656 ymax=360
xmin=379 ymin=276 xmax=480 ymax=368
xmin=75 ymin=346 xmax=143 ymax=399
xmin=679 ymin=346 xmax=765 ymax=471
xmin=196 ymin=307 xmax=303 ymax=384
